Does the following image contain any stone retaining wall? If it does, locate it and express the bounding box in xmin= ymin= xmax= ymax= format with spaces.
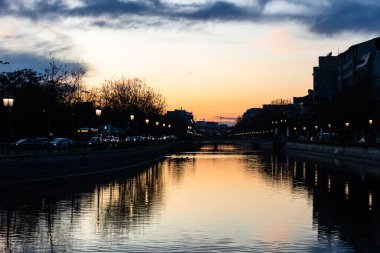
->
xmin=286 ymin=142 xmax=380 ymax=163
xmin=0 ymin=142 xmax=181 ymax=186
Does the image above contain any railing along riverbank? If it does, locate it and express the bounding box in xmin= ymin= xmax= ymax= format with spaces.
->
xmin=0 ymin=141 xmax=188 ymax=186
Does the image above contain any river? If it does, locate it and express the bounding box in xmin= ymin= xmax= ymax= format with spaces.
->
xmin=0 ymin=145 xmax=379 ymax=252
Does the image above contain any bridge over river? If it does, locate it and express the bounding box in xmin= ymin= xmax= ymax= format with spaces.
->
xmin=190 ymin=137 xmax=273 ymax=150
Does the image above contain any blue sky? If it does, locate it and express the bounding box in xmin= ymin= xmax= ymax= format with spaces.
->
xmin=1 ymin=0 xmax=379 ymax=121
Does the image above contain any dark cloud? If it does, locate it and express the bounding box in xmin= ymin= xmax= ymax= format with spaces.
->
xmin=181 ymin=1 xmax=258 ymax=21
xmin=0 ymin=0 xmax=380 ymax=35
xmin=0 ymin=28 xmax=82 ymax=72
xmin=0 ymin=49 xmax=89 ymax=75
xmin=0 ymin=51 xmax=52 ymax=72
xmin=310 ymin=1 xmax=380 ymax=35
xmin=70 ymin=0 xmax=151 ymax=17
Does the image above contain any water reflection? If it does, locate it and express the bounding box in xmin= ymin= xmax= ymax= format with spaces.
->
xmin=0 ymin=146 xmax=379 ymax=252
xmin=259 ymin=151 xmax=380 ymax=252
xmin=0 ymin=163 xmax=166 ymax=252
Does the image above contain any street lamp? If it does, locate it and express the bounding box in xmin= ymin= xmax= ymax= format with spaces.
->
xmin=129 ymin=114 xmax=135 ymax=139
xmin=302 ymin=126 xmax=307 ymax=140
xmin=315 ymin=125 xmax=318 ymax=130
xmin=145 ymin=119 xmax=150 ymax=139
xmin=328 ymin=123 xmax=331 ymax=129
xmin=3 ymin=97 xmax=14 ymax=108
xmin=155 ymin=121 xmax=159 ymax=139
xmin=3 ymin=96 xmax=14 ymax=155
xmin=368 ymin=119 xmax=374 ymax=142
xmin=344 ymin=122 xmax=350 ymax=143
xmin=95 ymin=109 xmax=102 ymax=145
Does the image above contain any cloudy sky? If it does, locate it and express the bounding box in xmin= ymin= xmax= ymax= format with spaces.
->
xmin=1 ymin=0 xmax=379 ymax=122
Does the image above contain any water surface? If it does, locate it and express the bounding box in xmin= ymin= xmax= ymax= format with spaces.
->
xmin=1 ymin=145 xmax=379 ymax=252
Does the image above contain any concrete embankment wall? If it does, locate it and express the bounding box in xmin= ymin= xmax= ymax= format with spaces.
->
xmin=0 ymin=142 xmax=182 ymax=186
xmin=286 ymin=142 xmax=380 ymax=163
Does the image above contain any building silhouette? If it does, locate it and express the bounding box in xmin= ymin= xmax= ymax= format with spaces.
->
xmin=338 ymin=37 xmax=380 ymax=91
xmin=313 ymin=53 xmax=339 ymax=103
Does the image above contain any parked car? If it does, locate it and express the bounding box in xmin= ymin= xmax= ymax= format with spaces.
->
xmin=14 ymin=137 xmax=49 ymax=147
xmin=50 ymin=138 xmax=73 ymax=149
xmin=103 ymin=136 xmax=119 ymax=143
xmin=15 ymin=138 xmax=31 ymax=146
xmin=89 ymin=136 xmax=100 ymax=145
xmin=111 ymin=136 xmax=120 ymax=143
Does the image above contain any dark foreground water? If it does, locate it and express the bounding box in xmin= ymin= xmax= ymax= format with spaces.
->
xmin=1 ymin=145 xmax=380 ymax=252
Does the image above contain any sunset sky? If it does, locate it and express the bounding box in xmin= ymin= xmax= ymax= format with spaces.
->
xmin=1 ymin=0 xmax=379 ymax=122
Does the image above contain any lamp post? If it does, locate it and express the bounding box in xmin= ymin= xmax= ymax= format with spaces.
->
xmin=155 ymin=121 xmax=160 ymax=139
xmin=3 ymin=96 xmax=14 ymax=155
xmin=369 ymin=119 xmax=373 ymax=142
xmin=96 ymin=109 xmax=102 ymax=145
xmin=314 ymin=125 xmax=318 ymax=140
xmin=345 ymin=122 xmax=350 ymax=143
xmin=145 ymin=118 xmax=149 ymax=140
xmin=303 ymin=126 xmax=308 ymax=140
xmin=129 ymin=114 xmax=135 ymax=140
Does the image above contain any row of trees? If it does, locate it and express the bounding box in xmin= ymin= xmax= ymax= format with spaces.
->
xmin=0 ymin=58 xmax=167 ymax=141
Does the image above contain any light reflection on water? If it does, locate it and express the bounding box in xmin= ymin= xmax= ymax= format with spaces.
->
xmin=0 ymin=145 xmax=379 ymax=252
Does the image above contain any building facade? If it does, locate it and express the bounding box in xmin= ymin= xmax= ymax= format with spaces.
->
xmin=313 ymin=53 xmax=339 ymax=103
xmin=338 ymin=37 xmax=380 ymax=91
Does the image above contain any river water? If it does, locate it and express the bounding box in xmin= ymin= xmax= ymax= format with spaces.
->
xmin=1 ymin=145 xmax=379 ymax=252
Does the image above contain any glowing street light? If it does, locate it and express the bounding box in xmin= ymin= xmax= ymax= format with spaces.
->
xmin=95 ymin=109 xmax=102 ymax=145
xmin=95 ymin=109 xmax=102 ymax=117
xmin=369 ymin=119 xmax=373 ymax=125
xmin=345 ymin=122 xmax=350 ymax=127
xmin=130 ymin=114 xmax=135 ymax=121
xmin=3 ymin=97 xmax=14 ymax=108
xmin=3 ymin=96 xmax=14 ymax=155
xmin=145 ymin=119 xmax=150 ymax=124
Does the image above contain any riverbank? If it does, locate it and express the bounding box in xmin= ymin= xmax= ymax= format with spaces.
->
xmin=285 ymin=141 xmax=380 ymax=164
xmin=0 ymin=142 xmax=185 ymax=186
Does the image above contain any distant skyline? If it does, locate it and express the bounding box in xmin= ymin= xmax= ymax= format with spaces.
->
xmin=1 ymin=0 xmax=380 ymax=123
